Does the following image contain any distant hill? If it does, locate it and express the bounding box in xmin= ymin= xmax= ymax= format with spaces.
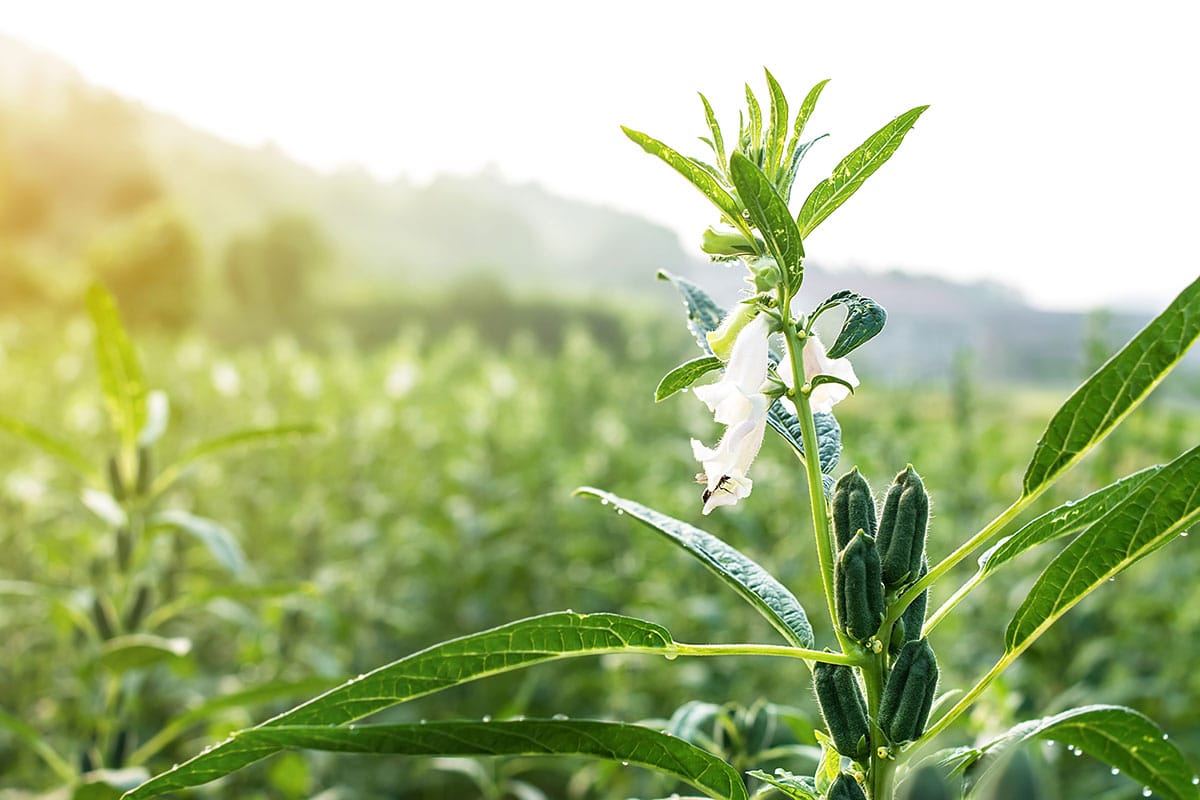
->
xmin=0 ymin=34 xmax=1189 ymax=389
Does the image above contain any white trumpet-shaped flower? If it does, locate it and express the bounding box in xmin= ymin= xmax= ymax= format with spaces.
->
xmin=779 ymin=334 xmax=859 ymax=414
xmin=691 ymin=313 xmax=771 ymax=514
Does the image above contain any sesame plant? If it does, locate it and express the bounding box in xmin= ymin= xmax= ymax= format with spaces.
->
xmin=116 ymin=74 xmax=1200 ymax=800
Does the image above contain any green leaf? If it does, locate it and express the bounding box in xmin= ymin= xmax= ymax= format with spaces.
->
xmin=137 ymin=390 xmax=170 ymax=447
xmin=0 ymin=413 xmax=97 ymax=480
xmin=763 ymin=68 xmax=789 ymax=180
xmin=780 ymin=135 xmax=827 ymax=206
xmin=785 ymin=79 xmax=829 ymax=168
xmin=744 ymin=83 xmax=763 ymax=159
xmin=1006 ymin=445 xmax=1200 ymax=655
xmin=123 ymin=612 xmax=674 ymax=798
xmin=222 ymin=721 xmax=747 ymax=800
xmin=765 ymin=403 xmax=841 ymax=477
xmin=87 ymin=285 xmax=147 ymax=455
xmin=978 ymin=466 xmax=1159 ymax=579
xmin=748 ymin=767 xmax=820 ymax=799
xmin=151 ymin=423 xmax=320 ymax=495
xmin=81 ymin=489 xmax=128 ymax=528
xmin=1022 ymin=275 xmax=1200 ymax=496
xmin=796 ymin=105 xmax=929 ymax=237
xmin=577 ymin=488 xmax=814 ymax=649
xmin=957 ymin=705 xmax=1199 ymax=800
xmin=152 ymin=510 xmax=247 ymax=576
xmin=97 ymin=634 xmax=191 ymax=673
xmin=0 ymin=706 xmax=76 ymax=782
xmin=657 ymin=270 xmax=726 ymax=352
xmin=699 ymin=93 xmax=727 ymax=173
xmin=656 ymin=356 xmax=724 ymax=402
xmin=812 ymin=291 xmax=888 ymax=359
xmin=729 ymin=153 xmax=805 ymax=292
xmin=128 ymin=677 xmax=342 ymax=766
xmin=623 ymin=126 xmax=754 ymax=240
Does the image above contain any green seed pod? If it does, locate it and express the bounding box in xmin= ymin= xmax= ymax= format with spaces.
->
xmin=136 ymin=445 xmax=154 ymax=496
xmin=876 ymin=466 xmax=929 ymax=588
xmin=107 ymin=455 xmax=126 ymax=502
xmin=889 ymin=561 xmax=929 ymax=656
xmin=878 ymin=639 xmax=939 ymax=744
xmin=828 ymin=772 xmax=868 ymax=800
xmin=813 ymin=662 xmax=870 ymax=761
xmin=835 ymin=531 xmax=885 ymax=642
xmin=832 ymin=468 xmax=876 ymax=552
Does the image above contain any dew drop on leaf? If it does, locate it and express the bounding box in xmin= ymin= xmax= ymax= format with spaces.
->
xmin=481 ymin=715 xmax=492 ymax=722
xmin=1142 ymin=788 xmax=1151 ymax=797
xmin=1112 ymin=767 xmax=1120 ymax=775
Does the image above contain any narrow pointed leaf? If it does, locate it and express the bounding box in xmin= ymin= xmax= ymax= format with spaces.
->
xmin=978 ymin=466 xmax=1159 ymax=578
xmin=785 ymin=79 xmax=829 ymax=166
xmin=123 ymin=612 xmax=674 ymax=798
xmin=797 ymin=105 xmax=928 ymax=237
xmin=812 ymin=291 xmax=887 ymax=359
xmin=781 ymin=135 xmax=827 ymax=205
xmin=729 ymin=153 xmax=805 ymax=292
xmin=151 ymin=423 xmax=320 ymax=494
xmin=578 ymin=488 xmax=814 ymax=648
xmin=956 ymin=705 xmax=1198 ymax=800
xmin=656 ymin=356 xmax=724 ymax=402
xmin=748 ymin=768 xmax=819 ymax=799
xmin=763 ymin=69 xmax=789 ymax=179
xmin=699 ymin=93 xmax=727 ymax=173
xmin=623 ymin=127 xmax=754 ymax=240
xmin=1006 ymin=445 xmax=1200 ymax=654
xmin=0 ymin=414 xmax=97 ymax=480
xmin=1022 ymin=275 xmax=1200 ymax=496
xmin=87 ymin=284 xmax=147 ymax=454
xmin=744 ymin=84 xmax=763 ymax=158
xmin=223 ymin=721 xmax=748 ymax=800
xmin=658 ymin=270 xmax=725 ymax=352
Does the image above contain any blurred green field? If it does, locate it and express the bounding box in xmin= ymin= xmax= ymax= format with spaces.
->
xmin=1 ymin=304 xmax=1197 ymax=799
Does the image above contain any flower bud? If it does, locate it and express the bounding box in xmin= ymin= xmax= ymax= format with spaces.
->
xmin=700 ymin=225 xmax=759 ymax=257
xmin=705 ymin=302 xmax=760 ymax=361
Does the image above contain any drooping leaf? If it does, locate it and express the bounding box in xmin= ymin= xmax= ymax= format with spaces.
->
xmin=811 ymin=291 xmax=887 ymax=359
xmin=796 ymin=105 xmax=929 ymax=237
xmin=1006 ymin=445 xmax=1200 ymax=655
xmin=87 ymin=285 xmax=147 ymax=455
xmin=150 ymin=423 xmax=320 ymax=495
xmin=763 ymin=68 xmax=789 ymax=180
xmin=97 ymin=634 xmax=191 ymax=673
xmin=1022 ymin=275 xmax=1200 ymax=496
xmin=729 ymin=152 xmax=805 ymax=293
xmin=152 ymin=510 xmax=247 ymax=576
xmin=765 ymin=402 xmax=841 ymax=477
xmin=977 ymin=466 xmax=1159 ymax=578
xmin=123 ymin=612 xmax=674 ymax=798
xmin=623 ymin=127 xmax=754 ymax=240
xmin=577 ymin=488 xmax=814 ymax=648
xmin=658 ymin=270 xmax=726 ymax=352
xmin=699 ymin=93 xmax=727 ymax=173
xmin=749 ymin=767 xmax=820 ymax=799
xmin=955 ymin=705 xmax=1198 ymax=800
xmin=656 ymin=356 xmax=724 ymax=402
xmin=0 ymin=414 xmax=97 ymax=480
xmin=221 ymin=721 xmax=747 ymax=800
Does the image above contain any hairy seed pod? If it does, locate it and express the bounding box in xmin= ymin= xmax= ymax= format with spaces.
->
xmin=835 ymin=531 xmax=885 ymax=642
xmin=828 ymin=772 xmax=868 ymax=800
xmin=107 ymin=455 xmax=126 ymax=502
xmin=889 ymin=560 xmax=929 ymax=656
xmin=879 ymin=639 xmax=939 ymax=743
xmin=832 ymin=468 xmax=877 ymax=552
xmin=813 ymin=662 xmax=870 ymax=761
xmin=876 ymin=466 xmax=929 ymax=588
xmin=136 ymin=445 xmax=153 ymax=496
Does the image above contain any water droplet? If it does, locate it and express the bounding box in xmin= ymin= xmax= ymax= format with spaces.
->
xmin=1142 ymin=788 xmax=1152 ymax=797
xmin=565 ymin=608 xmax=574 ymax=614
xmin=664 ymin=651 xmax=678 ymax=661
xmin=617 ymin=508 xmax=625 ymax=515
xmin=419 ymin=719 xmax=427 ymax=724
xmin=357 ymin=673 xmax=366 ymax=680
xmin=1162 ymin=733 xmax=1169 ymax=740
xmin=621 ymin=760 xmax=630 ymax=767
xmin=1073 ymin=747 xmax=1083 ymax=757
xmin=600 ymin=498 xmax=609 ymax=506
xmin=1112 ymin=767 xmax=1121 ymax=775
xmin=1181 ymin=531 xmax=1189 ymax=537
xmin=553 ymin=713 xmax=569 ymax=721
xmin=481 ymin=715 xmax=492 ymax=722
xmin=1191 ymin=775 xmax=1198 ymax=785
xmin=1046 ymin=740 xmax=1056 ymax=747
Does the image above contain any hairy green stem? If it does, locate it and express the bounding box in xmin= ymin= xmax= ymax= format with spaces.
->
xmin=670 ymin=642 xmax=859 ymax=665
xmin=917 ymin=651 xmax=1014 ymax=745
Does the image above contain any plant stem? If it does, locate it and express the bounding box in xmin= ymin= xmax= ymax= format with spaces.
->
xmin=670 ymin=642 xmax=859 ymax=665
xmin=917 ymin=651 xmax=1014 ymax=744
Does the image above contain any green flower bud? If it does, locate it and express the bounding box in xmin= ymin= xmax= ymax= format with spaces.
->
xmin=700 ymin=225 xmax=759 ymax=257
xmin=750 ymin=257 xmax=781 ymax=293
xmin=879 ymin=639 xmax=939 ymax=743
xmin=876 ymin=466 xmax=929 ymax=588
xmin=705 ymin=302 xmax=760 ymax=361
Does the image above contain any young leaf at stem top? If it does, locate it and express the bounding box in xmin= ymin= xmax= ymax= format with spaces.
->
xmin=797 ymin=105 xmax=929 ymax=237
xmin=729 ymin=152 xmax=805 ymax=294
xmin=809 ymin=291 xmax=888 ymax=359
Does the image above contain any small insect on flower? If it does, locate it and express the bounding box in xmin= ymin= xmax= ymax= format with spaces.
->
xmin=697 ymin=473 xmax=735 ymax=505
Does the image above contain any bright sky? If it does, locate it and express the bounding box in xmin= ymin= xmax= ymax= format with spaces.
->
xmin=4 ymin=1 xmax=1198 ymax=311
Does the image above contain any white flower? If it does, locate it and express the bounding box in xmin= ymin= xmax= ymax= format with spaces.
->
xmin=691 ymin=313 xmax=771 ymax=514
xmin=801 ymin=336 xmax=859 ymax=413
